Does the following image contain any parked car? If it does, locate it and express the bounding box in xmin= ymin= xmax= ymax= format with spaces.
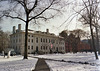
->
xmin=10 ymin=51 xmax=16 ymax=56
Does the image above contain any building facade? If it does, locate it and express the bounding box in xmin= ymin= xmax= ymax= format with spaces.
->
xmin=10 ymin=24 xmax=65 ymax=55
xmin=65 ymin=40 xmax=92 ymax=53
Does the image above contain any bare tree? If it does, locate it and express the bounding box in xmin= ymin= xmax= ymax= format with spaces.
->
xmin=76 ymin=0 xmax=100 ymax=59
xmin=0 ymin=28 xmax=3 ymax=52
xmin=79 ymin=0 xmax=100 ymax=54
xmin=59 ymin=30 xmax=81 ymax=53
xmin=0 ymin=0 xmax=68 ymax=59
xmin=59 ymin=30 xmax=68 ymax=39
xmin=0 ymin=28 xmax=10 ymax=53
xmin=70 ymin=29 xmax=87 ymax=39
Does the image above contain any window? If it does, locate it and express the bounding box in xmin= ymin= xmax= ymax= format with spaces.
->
xmin=28 ymin=46 xmax=30 ymax=49
xmin=28 ymin=35 xmax=30 ymax=37
xmin=46 ymin=39 xmax=47 ymax=43
xmin=36 ymin=38 xmax=38 ymax=43
xmin=51 ymin=39 xmax=55 ymax=43
xmin=43 ymin=46 xmax=45 ymax=50
xmin=41 ymin=38 xmax=42 ymax=42
xmin=53 ymin=40 xmax=55 ymax=43
xmin=41 ymin=46 xmax=42 ymax=50
xmin=31 ymin=46 xmax=33 ymax=49
xmin=46 ymin=46 xmax=47 ymax=50
xmin=28 ymin=39 xmax=30 ymax=42
xmin=49 ymin=39 xmax=50 ymax=43
xmin=32 ymin=35 xmax=33 ymax=37
xmin=43 ymin=39 xmax=45 ymax=42
xmin=32 ymin=39 xmax=33 ymax=43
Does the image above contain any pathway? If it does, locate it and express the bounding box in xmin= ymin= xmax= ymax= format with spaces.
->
xmin=33 ymin=58 xmax=50 ymax=71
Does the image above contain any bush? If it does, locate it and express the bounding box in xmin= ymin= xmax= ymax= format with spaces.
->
xmin=38 ymin=51 xmax=45 ymax=55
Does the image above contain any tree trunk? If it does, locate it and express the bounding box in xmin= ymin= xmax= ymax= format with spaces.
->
xmin=24 ymin=12 xmax=29 ymax=59
xmin=90 ymin=24 xmax=98 ymax=59
xmin=68 ymin=42 xmax=70 ymax=52
xmin=95 ymin=27 xmax=100 ymax=54
xmin=24 ymin=21 xmax=28 ymax=59
xmin=89 ymin=6 xmax=98 ymax=59
xmin=89 ymin=16 xmax=98 ymax=59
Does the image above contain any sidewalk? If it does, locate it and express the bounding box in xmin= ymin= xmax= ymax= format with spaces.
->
xmin=33 ymin=58 xmax=50 ymax=71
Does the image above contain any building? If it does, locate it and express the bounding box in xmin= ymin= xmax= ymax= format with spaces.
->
xmin=10 ymin=24 xmax=65 ymax=55
xmin=77 ymin=41 xmax=92 ymax=52
xmin=65 ymin=39 xmax=92 ymax=53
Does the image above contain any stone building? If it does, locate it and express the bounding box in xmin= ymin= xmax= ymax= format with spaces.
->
xmin=10 ymin=24 xmax=65 ymax=55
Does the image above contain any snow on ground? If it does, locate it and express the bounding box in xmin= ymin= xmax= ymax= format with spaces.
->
xmin=0 ymin=52 xmax=100 ymax=71
xmin=0 ymin=55 xmax=37 ymax=71
xmin=34 ymin=52 xmax=100 ymax=71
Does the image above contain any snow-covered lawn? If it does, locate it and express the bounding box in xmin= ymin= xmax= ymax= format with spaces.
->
xmin=0 ymin=55 xmax=37 ymax=71
xmin=34 ymin=52 xmax=100 ymax=71
xmin=0 ymin=52 xmax=100 ymax=71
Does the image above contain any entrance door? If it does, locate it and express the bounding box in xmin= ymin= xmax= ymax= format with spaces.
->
xmin=56 ymin=47 xmax=58 ymax=52
xmin=36 ymin=46 xmax=38 ymax=52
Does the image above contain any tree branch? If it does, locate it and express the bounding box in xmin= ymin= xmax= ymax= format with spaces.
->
xmin=82 ymin=0 xmax=90 ymax=15
xmin=29 ymin=0 xmax=38 ymax=13
xmin=74 ymin=9 xmax=89 ymax=24
xmin=58 ymin=13 xmax=77 ymax=28
xmin=29 ymin=0 xmax=55 ymax=21
xmin=4 ymin=14 xmax=26 ymax=22
xmin=16 ymin=0 xmax=28 ymax=13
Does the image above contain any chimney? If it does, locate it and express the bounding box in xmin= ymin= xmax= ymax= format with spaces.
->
xmin=46 ymin=29 xmax=49 ymax=33
xmin=13 ymin=26 xmax=16 ymax=34
xmin=18 ymin=24 xmax=21 ymax=31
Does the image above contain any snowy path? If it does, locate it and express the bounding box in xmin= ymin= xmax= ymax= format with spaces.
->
xmin=33 ymin=58 xmax=50 ymax=71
